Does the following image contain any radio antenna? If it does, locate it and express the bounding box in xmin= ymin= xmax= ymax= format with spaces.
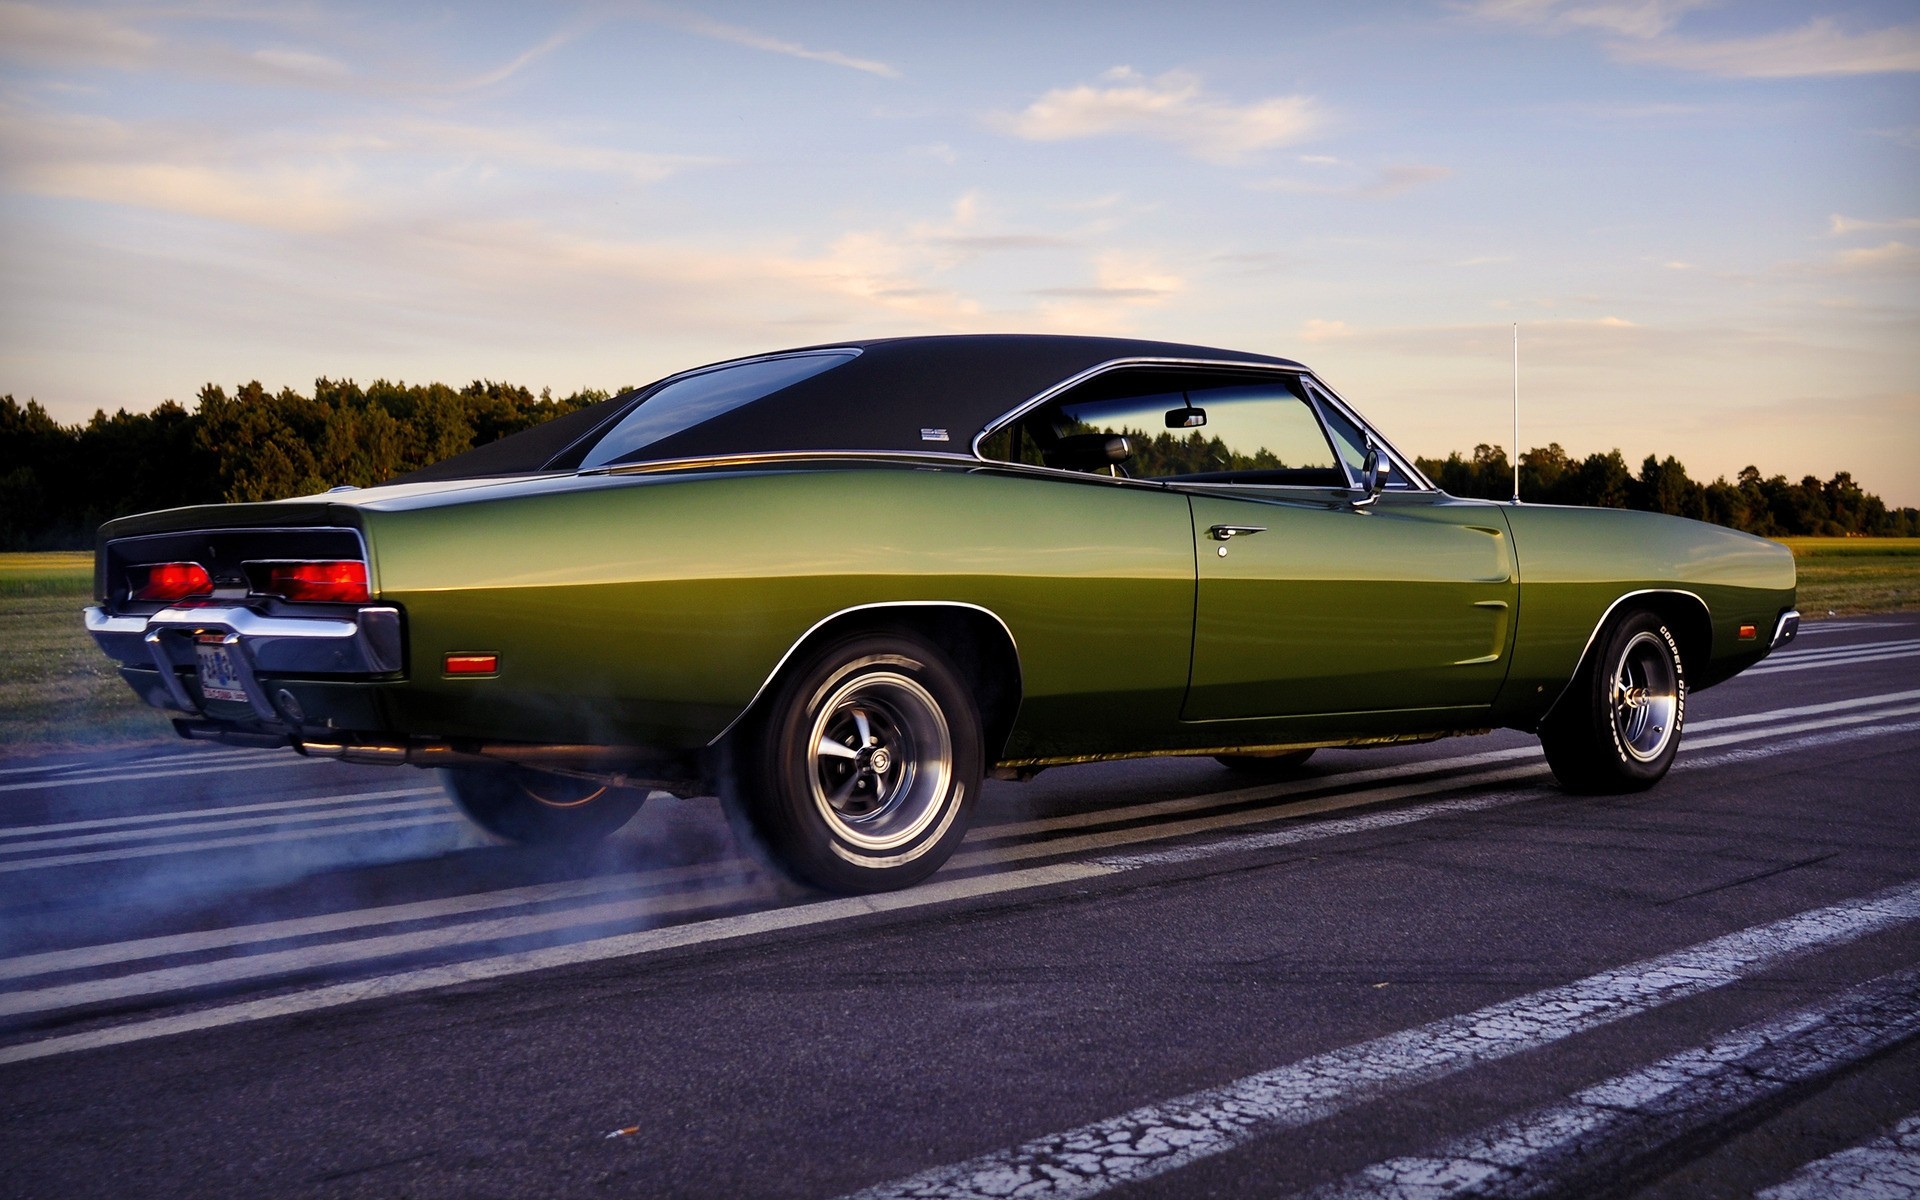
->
xmin=1511 ymin=322 xmax=1521 ymax=504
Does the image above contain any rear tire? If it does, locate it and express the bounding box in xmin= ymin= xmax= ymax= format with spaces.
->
xmin=728 ymin=632 xmax=982 ymax=894
xmin=443 ymin=766 xmax=646 ymax=846
xmin=1215 ymin=749 xmax=1315 ymax=776
xmin=1539 ymin=609 xmax=1686 ymax=794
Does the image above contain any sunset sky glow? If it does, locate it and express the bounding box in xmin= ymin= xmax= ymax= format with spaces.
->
xmin=1 ymin=1 xmax=1915 ymax=501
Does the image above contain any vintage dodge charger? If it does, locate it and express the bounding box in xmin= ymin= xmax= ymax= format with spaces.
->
xmin=85 ymin=335 xmax=1798 ymax=892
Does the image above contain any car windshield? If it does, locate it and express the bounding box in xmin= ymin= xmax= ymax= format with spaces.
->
xmin=579 ymin=350 xmax=859 ymax=468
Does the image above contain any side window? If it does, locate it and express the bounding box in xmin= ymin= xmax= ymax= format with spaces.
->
xmin=1311 ymin=385 xmax=1414 ymax=489
xmin=980 ymin=371 xmax=1348 ymax=487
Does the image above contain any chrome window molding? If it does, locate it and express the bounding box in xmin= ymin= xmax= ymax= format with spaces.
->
xmin=970 ymin=356 xmax=1437 ymax=494
xmin=707 ymin=600 xmax=1021 ymax=748
xmin=583 ymin=449 xmax=981 ymax=478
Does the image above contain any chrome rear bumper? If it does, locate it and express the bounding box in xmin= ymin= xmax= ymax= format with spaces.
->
xmin=85 ymin=604 xmax=403 ymax=720
xmin=1772 ymin=609 xmax=1800 ymax=650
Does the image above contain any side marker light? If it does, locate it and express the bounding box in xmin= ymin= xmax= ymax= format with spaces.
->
xmin=445 ymin=653 xmax=498 ymax=675
xmin=1738 ymin=625 xmax=1757 ymax=640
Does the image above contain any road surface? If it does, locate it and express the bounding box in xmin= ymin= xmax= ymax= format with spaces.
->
xmin=2 ymin=615 xmax=1917 ymax=1198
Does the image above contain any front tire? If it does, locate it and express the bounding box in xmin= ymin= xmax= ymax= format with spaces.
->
xmin=443 ymin=766 xmax=646 ymax=846
xmin=1539 ymin=609 xmax=1686 ymax=794
xmin=729 ymin=632 xmax=983 ymax=894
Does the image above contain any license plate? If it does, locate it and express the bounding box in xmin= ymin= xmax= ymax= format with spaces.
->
xmin=195 ymin=639 xmax=249 ymax=704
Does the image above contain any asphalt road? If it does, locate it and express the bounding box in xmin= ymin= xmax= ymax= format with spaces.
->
xmin=2 ymin=616 xmax=1918 ymax=1199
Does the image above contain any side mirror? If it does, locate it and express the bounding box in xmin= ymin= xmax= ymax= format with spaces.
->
xmin=1165 ymin=406 xmax=1207 ymax=429
xmin=1045 ymin=433 xmax=1132 ymax=471
xmin=1355 ymin=446 xmax=1390 ymax=506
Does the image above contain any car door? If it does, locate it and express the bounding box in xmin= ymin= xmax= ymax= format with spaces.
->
xmin=1177 ymin=380 xmax=1517 ymax=721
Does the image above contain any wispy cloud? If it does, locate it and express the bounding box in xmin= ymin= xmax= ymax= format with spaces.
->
xmin=1830 ymin=214 xmax=1920 ymax=237
xmin=993 ymin=67 xmax=1322 ymax=164
xmin=1612 ymin=18 xmax=1920 ymax=77
xmin=1460 ymin=2 xmax=1920 ymax=78
xmin=631 ymin=2 xmax=900 ymax=78
xmin=1835 ymin=241 xmax=1919 ymax=273
xmin=1252 ymin=162 xmax=1453 ymax=199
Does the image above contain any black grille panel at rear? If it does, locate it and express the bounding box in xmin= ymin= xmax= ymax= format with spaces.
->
xmin=103 ymin=527 xmax=366 ymax=609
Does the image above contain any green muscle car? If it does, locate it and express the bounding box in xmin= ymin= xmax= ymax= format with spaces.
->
xmin=84 ymin=335 xmax=1798 ymax=892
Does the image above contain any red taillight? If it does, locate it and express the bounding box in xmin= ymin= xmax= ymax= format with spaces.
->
xmin=133 ymin=562 xmax=213 ymax=602
xmin=267 ymin=561 xmax=370 ymax=603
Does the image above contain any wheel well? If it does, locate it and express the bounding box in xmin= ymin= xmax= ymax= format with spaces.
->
xmin=1631 ymin=591 xmax=1712 ymax=682
xmin=740 ymin=604 xmax=1023 ymax=761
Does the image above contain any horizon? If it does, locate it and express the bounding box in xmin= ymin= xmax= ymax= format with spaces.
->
xmin=2 ymin=1 xmax=1915 ymax=503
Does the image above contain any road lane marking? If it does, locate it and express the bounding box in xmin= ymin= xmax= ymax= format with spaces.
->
xmin=0 ymin=786 xmax=444 ymax=841
xmin=1305 ymin=970 xmax=1920 ymax=1200
xmin=0 ymin=812 xmax=467 ymax=875
xmin=0 ymin=798 xmax=452 ymax=854
xmin=0 ymin=862 xmax=746 ymax=983
xmin=0 ymin=755 xmax=329 ymax=794
xmin=837 ymin=879 xmax=1920 ymax=1200
xmin=1765 ymin=637 xmax=1920 ymax=660
xmin=0 ymin=867 xmax=762 ymax=1020
xmin=1756 ymin=1112 xmax=1920 ymax=1200
xmin=0 ymin=746 xmax=274 ymax=778
xmin=1749 ymin=648 xmax=1920 ymax=676
xmin=0 ymin=860 xmax=1118 ymax=1065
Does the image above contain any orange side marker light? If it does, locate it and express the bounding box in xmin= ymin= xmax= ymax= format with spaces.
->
xmin=1737 ymin=625 xmax=1757 ymax=640
xmin=445 ymin=653 xmax=498 ymax=675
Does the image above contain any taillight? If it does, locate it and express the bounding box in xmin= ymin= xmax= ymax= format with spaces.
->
xmin=266 ymin=561 xmax=370 ymax=603
xmin=132 ymin=562 xmax=213 ymax=602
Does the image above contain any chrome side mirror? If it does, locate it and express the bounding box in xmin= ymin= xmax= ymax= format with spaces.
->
xmin=1354 ymin=446 xmax=1390 ymax=507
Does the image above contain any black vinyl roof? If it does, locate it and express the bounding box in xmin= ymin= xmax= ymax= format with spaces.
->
xmin=393 ymin=334 xmax=1303 ymax=484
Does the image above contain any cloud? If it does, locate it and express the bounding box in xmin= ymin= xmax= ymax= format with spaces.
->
xmin=1829 ymin=214 xmax=1920 ymax=237
xmin=632 ymin=2 xmax=900 ymax=78
xmin=1458 ymin=0 xmax=1708 ymax=39
xmin=1460 ymin=2 xmax=1920 ymax=78
xmin=1835 ymin=241 xmax=1920 ymax=273
xmin=1611 ymin=18 xmax=1920 ymax=77
xmin=993 ymin=67 xmax=1322 ymax=164
xmin=1300 ymin=318 xmax=1354 ymax=341
xmin=1252 ymin=162 xmax=1453 ymax=199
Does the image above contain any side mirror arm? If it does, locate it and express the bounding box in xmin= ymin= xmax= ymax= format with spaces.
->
xmin=1352 ymin=446 xmax=1390 ymax=508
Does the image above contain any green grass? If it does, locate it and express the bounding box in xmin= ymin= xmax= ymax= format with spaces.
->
xmin=0 ymin=552 xmax=177 ymax=755
xmin=1776 ymin=538 xmax=1920 ymax=618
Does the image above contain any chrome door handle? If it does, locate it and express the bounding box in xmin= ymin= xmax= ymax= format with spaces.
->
xmin=1208 ymin=524 xmax=1267 ymax=541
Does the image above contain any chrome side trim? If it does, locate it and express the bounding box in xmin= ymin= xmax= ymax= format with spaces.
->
xmin=1537 ymin=588 xmax=1711 ymax=723
xmin=705 ymin=601 xmax=1021 ymax=748
xmin=585 ymin=449 xmax=980 ymax=478
xmin=1772 ymin=609 xmax=1801 ymax=650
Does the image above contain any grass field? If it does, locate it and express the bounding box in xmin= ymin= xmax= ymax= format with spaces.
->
xmin=2 ymin=537 xmax=1915 ymax=756
xmin=1778 ymin=537 xmax=1920 ymax=618
xmin=0 ymin=552 xmax=176 ymax=753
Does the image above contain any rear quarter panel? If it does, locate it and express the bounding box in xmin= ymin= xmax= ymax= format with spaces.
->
xmin=356 ymin=465 xmax=1196 ymax=756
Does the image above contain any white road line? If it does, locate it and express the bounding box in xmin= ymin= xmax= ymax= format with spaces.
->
xmin=1685 ymin=689 xmax=1920 ymax=733
xmin=0 ymin=812 xmax=467 ymax=875
xmin=1749 ymin=648 xmax=1920 ymax=676
xmin=0 ymin=862 xmax=745 ymax=982
xmin=1756 ymin=1112 xmax=1920 ymax=1200
xmin=0 ymin=755 xmax=325 ymax=794
xmin=0 ymin=868 xmax=761 ymax=1020
xmin=0 ymin=798 xmax=452 ymax=855
xmin=1769 ymin=637 xmax=1920 ymax=660
xmin=1304 ymin=970 xmax=1920 ymax=1200
xmin=0 ymin=860 xmax=1118 ymax=1065
xmin=0 ymin=746 xmax=273 ymax=778
xmin=0 ymin=786 xmax=443 ymax=841
xmin=837 ymin=879 xmax=1920 ymax=1200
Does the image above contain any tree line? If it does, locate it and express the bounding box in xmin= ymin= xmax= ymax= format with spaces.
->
xmin=1 ymin=381 xmax=1913 ymax=548
xmin=1415 ymin=443 xmax=1918 ymax=538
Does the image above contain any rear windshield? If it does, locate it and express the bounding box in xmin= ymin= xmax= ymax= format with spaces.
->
xmin=579 ymin=350 xmax=859 ymax=468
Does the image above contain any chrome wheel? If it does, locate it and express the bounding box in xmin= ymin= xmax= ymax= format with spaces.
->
xmin=808 ymin=671 xmax=953 ymax=852
xmin=1611 ymin=630 xmax=1680 ymax=762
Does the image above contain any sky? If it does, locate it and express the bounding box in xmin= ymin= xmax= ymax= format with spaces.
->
xmin=1 ymin=0 xmax=1915 ymax=503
